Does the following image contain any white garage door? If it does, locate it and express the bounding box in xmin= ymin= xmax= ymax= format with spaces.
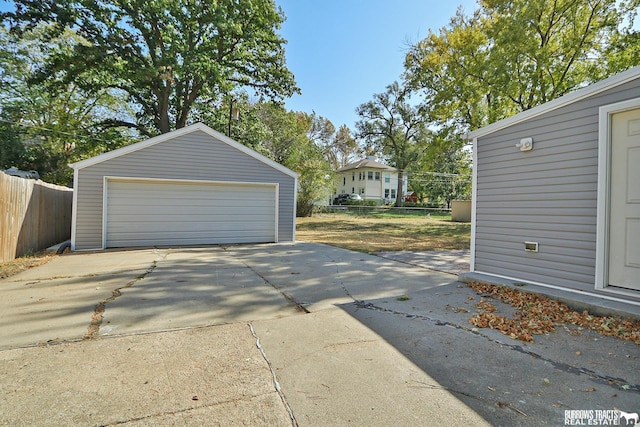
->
xmin=105 ymin=179 xmax=277 ymax=248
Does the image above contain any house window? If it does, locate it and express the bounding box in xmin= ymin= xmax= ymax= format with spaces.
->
xmin=359 ymin=172 xmax=363 ymax=181
xmin=384 ymin=173 xmax=390 ymax=183
xmin=352 ymin=187 xmax=355 ymax=194
xmin=384 ymin=189 xmax=390 ymax=198
xmin=375 ymin=172 xmax=380 ymax=181
xmin=352 ymin=172 xmax=355 ymax=181
xmin=367 ymin=171 xmax=373 ymax=180
xmin=343 ymin=177 xmax=346 ymax=186
xmin=360 ymin=188 xmax=365 ymax=195
xmin=391 ymin=189 xmax=396 ymax=198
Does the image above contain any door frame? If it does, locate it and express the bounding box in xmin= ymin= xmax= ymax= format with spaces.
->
xmin=595 ymin=97 xmax=640 ymax=293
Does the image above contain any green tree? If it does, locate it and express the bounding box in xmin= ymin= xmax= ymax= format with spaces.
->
xmin=306 ymin=115 xmax=360 ymax=170
xmin=605 ymin=1 xmax=640 ymax=73
xmin=4 ymin=0 xmax=299 ymax=136
xmin=355 ymin=81 xmax=429 ymax=206
xmin=307 ymin=113 xmax=336 ymax=149
xmin=228 ymin=103 xmax=332 ymax=216
xmin=290 ymin=134 xmax=333 ymax=217
xmin=326 ymin=125 xmax=360 ymax=169
xmin=405 ymin=0 xmax=637 ymax=130
xmin=0 ymin=26 xmax=132 ymax=184
xmin=255 ymin=103 xmax=309 ymax=165
xmin=0 ymin=110 xmax=27 ymax=170
xmin=412 ymin=128 xmax=471 ymax=209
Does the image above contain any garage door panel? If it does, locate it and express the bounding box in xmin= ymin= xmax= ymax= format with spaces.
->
xmin=108 ymin=229 xmax=275 ymax=246
xmin=107 ymin=235 xmax=270 ymax=248
xmin=108 ymin=192 xmax=274 ymax=205
xmin=105 ymin=180 xmax=277 ymax=247
xmin=109 ymin=191 xmax=274 ymax=202
xmin=108 ymin=220 xmax=275 ymax=234
xmin=110 ymin=182 xmax=270 ymax=194
xmin=111 ymin=207 xmax=273 ymax=224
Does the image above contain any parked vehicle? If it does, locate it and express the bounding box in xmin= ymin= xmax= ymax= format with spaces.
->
xmin=333 ymin=193 xmax=362 ymax=205
xmin=3 ymin=167 xmax=40 ymax=180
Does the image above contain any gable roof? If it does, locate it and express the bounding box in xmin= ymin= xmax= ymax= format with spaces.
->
xmin=467 ymin=65 xmax=640 ymax=140
xmin=337 ymin=158 xmax=396 ymax=172
xmin=69 ymin=122 xmax=298 ymax=178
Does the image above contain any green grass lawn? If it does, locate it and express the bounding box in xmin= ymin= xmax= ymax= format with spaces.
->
xmin=296 ymin=211 xmax=470 ymax=253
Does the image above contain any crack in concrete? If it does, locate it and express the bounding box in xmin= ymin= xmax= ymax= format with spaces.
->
xmin=248 ymin=322 xmax=298 ymax=427
xmin=321 ymin=254 xmax=358 ymax=302
xmin=84 ymin=254 xmax=166 ymax=340
xmin=351 ymin=300 xmax=640 ymax=394
xmin=407 ymin=380 xmax=529 ymax=417
xmin=237 ymin=260 xmax=310 ymax=314
xmin=321 ymin=255 xmax=640 ymax=395
xmin=99 ymin=391 xmax=279 ymax=426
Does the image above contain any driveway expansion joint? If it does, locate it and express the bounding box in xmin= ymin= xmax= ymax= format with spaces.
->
xmin=83 ymin=253 xmax=167 ymax=340
xmin=248 ymin=323 xmax=298 ymax=427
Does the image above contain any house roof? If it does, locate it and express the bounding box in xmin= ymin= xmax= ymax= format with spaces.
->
xmin=467 ymin=65 xmax=640 ymax=140
xmin=69 ymin=122 xmax=298 ymax=178
xmin=337 ymin=158 xmax=396 ymax=172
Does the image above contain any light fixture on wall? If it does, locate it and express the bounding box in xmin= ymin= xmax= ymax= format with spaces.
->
xmin=516 ymin=137 xmax=533 ymax=152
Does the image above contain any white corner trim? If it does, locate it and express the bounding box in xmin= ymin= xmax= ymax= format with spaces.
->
xmin=70 ymin=169 xmax=79 ymax=250
xmin=274 ymin=183 xmax=280 ymax=243
xmin=101 ymin=176 xmax=109 ymax=250
xmin=472 ymin=271 xmax=640 ymax=307
xmin=292 ymin=175 xmax=298 ymax=241
xmin=469 ymin=137 xmax=478 ymax=272
xmin=595 ymin=97 xmax=640 ymax=290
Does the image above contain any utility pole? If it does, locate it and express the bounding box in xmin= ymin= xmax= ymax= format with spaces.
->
xmin=228 ymin=98 xmax=239 ymax=137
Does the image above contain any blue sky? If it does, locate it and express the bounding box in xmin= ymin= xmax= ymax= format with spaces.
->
xmin=0 ymin=0 xmax=479 ymax=131
xmin=275 ymin=0 xmax=479 ymax=131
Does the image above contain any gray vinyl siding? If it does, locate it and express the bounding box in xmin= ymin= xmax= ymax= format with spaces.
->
xmin=474 ymin=79 xmax=640 ymax=292
xmin=74 ymin=130 xmax=295 ymax=250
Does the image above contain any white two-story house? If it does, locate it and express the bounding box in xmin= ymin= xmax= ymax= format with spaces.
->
xmin=335 ymin=157 xmax=407 ymax=204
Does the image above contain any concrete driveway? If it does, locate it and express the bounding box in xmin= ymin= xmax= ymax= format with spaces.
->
xmin=1 ymin=242 xmax=638 ymax=426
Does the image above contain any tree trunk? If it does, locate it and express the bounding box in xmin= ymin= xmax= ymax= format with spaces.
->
xmin=158 ymin=84 xmax=172 ymax=134
xmin=395 ymin=170 xmax=404 ymax=207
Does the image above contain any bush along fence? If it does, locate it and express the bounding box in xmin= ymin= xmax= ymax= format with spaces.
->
xmin=0 ymin=172 xmax=73 ymax=262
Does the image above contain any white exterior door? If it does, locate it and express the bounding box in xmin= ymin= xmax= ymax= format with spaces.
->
xmin=105 ymin=179 xmax=277 ymax=248
xmin=609 ymin=108 xmax=640 ymax=290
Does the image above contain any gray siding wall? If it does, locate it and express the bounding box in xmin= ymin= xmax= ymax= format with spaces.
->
xmin=74 ymin=130 xmax=295 ymax=250
xmin=474 ymin=80 xmax=640 ymax=292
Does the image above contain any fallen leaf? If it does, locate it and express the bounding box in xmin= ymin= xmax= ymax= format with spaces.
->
xmin=466 ymin=283 xmax=640 ymax=344
xmin=192 ymin=395 xmax=199 ymax=400
xmin=582 ymin=388 xmax=596 ymax=392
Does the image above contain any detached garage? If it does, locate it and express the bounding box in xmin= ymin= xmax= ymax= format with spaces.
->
xmin=462 ymin=66 xmax=640 ymax=306
xmin=70 ymin=123 xmax=298 ymax=250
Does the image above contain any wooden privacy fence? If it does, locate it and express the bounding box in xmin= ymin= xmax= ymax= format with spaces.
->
xmin=0 ymin=173 xmax=73 ymax=262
